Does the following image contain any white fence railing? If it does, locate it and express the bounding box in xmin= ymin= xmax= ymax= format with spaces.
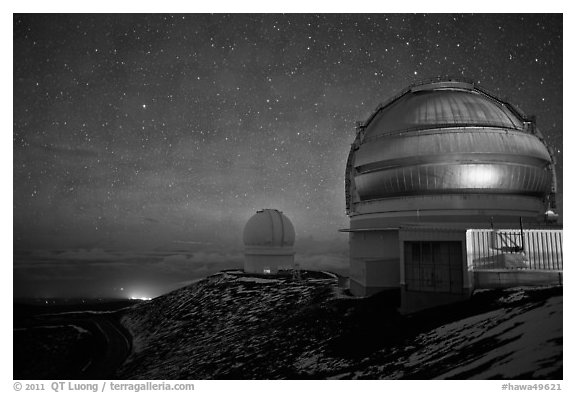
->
xmin=466 ymin=229 xmax=563 ymax=271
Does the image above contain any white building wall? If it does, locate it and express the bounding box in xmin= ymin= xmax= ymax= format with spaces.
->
xmin=244 ymin=254 xmax=294 ymax=274
xmin=349 ymin=231 xmax=400 ymax=290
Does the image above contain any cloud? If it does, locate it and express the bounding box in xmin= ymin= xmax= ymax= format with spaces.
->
xmin=296 ymin=252 xmax=348 ymax=274
xmin=14 ymin=243 xmax=349 ymax=298
xmin=155 ymin=251 xmax=243 ymax=274
xmin=55 ymin=248 xmax=124 ymax=261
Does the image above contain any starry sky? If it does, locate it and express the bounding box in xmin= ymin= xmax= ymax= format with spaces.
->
xmin=13 ymin=14 xmax=563 ymax=298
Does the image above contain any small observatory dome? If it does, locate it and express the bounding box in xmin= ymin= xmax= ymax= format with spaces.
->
xmin=243 ymin=209 xmax=295 ymax=274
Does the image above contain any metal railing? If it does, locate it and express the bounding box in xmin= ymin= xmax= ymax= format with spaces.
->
xmin=466 ymin=229 xmax=563 ymax=271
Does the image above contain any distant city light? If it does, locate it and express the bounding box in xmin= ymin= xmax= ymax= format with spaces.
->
xmin=130 ymin=296 xmax=152 ymax=301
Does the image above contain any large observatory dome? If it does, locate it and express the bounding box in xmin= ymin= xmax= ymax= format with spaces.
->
xmin=345 ymin=79 xmax=557 ymax=226
xmin=344 ymin=79 xmax=559 ymax=299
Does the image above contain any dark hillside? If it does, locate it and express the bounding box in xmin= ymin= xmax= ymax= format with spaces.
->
xmin=119 ymin=270 xmax=562 ymax=379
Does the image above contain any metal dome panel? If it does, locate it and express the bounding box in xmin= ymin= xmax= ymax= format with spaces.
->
xmin=364 ymin=89 xmax=524 ymax=138
xmin=354 ymin=129 xmax=551 ymax=169
xmin=355 ymin=163 xmax=551 ymax=200
xmin=243 ymin=209 xmax=295 ymax=247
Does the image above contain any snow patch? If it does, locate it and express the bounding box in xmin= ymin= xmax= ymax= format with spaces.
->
xmin=235 ymin=276 xmax=281 ymax=284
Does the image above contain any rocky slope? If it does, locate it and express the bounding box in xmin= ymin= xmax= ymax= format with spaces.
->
xmin=119 ymin=270 xmax=562 ymax=379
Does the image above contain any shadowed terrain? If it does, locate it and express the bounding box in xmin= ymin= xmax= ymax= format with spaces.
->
xmin=119 ymin=270 xmax=562 ymax=379
xmin=14 ymin=300 xmax=136 ymax=379
xmin=13 ymin=271 xmax=561 ymax=379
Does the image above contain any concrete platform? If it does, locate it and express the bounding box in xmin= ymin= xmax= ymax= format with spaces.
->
xmin=474 ymin=270 xmax=563 ymax=289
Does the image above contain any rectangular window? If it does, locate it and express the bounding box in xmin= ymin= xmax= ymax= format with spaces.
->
xmin=404 ymin=241 xmax=463 ymax=294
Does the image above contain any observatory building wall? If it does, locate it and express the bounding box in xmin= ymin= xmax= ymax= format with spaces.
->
xmin=349 ymin=230 xmax=399 ymax=296
xmin=244 ymin=252 xmax=294 ymax=274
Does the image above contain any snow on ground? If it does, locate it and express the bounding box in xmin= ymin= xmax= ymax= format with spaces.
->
xmin=294 ymin=350 xmax=352 ymax=375
xmin=320 ymin=271 xmax=338 ymax=279
xmin=118 ymin=271 xmax=561 ymax=380
xmin=235 ymin=276 xmax=282 ymax=284
xmin=119 ymin=271 xmax=340 ymax=379
xmin=435 ymin=296 xmax=562 ymax=379
xmin=337 ymin=288 xmax=562 ymax=379
xmin=496 ymin=288 xmax=530 ymax=304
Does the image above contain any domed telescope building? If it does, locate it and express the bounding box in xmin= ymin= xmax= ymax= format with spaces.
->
xmin=343 ymin=79 xmax=562 ymax=312
xmin=243 ymin=209 xmax=295 ymax=274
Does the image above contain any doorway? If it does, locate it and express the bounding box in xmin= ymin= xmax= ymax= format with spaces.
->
xmin=404 ymin=241 xmax=464 ymax=294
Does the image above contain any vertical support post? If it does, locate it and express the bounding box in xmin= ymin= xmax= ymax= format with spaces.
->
xmin=519 ymin=216 xmax=525 ymax=251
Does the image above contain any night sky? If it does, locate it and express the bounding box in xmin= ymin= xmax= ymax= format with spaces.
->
xmin=13 ymin=14 xmax=563 ymax=298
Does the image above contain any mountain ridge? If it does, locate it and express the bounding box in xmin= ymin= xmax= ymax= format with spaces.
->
xmin=118 ymin=270 xmax=562 ymax=379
